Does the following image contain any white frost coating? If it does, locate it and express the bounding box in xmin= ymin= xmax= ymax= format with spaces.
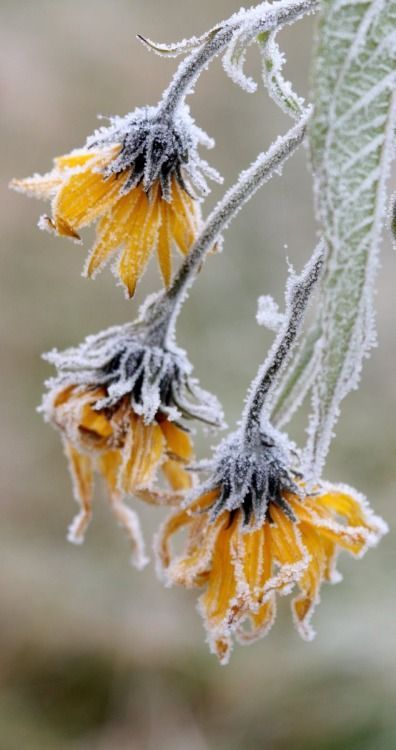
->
xmin=303 ymin=0 xmax=396 ymax=477
xmin=256 ymin=294 xmax=285 ymax=331
xmin=271 ymin=331 xmax=322 ymax=429
xmin=139 ymin=1 xmax=319 ymax=117
xmin=41 ymin=319 xmax=224 ymax=429
xmin=87 ymin=103 xmax=222 ymax=200
xmin=222 ymin=23 xmax=259 ymax=93
xmin=260 ymin=30 xmax=306 ymax=120
xmin=164 ymin=110 xmax=311 ymax=313
xmin=242 ymin=240 xmax=325 ymax=436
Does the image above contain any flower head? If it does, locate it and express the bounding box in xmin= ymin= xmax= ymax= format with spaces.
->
xmin=157 ymin=426 xmax=387 ymax=663
xmin=42 ymin=316 xmax=224 ymax=565
xmin=11 ymin=104 xmax=221 ymax=296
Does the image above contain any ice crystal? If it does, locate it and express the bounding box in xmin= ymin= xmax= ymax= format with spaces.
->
xmin=190 ymin=425 xmax=301 ymax=528
xmin=87 ymin=104 xmax=222 ymax=200
xmin=260 ymin=29 xmax=306 ymax=119
xmin=42 ymin=319 xmax=224 ymax=429
xmin=139 ymin=1 xmax=319 ymax=102
xmin=256 ymin=294 xmax=285 ymax=331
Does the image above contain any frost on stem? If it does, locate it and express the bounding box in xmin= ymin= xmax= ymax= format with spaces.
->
xmin=140 ymin=1 xmax=319 ymax=102
xmin=10 ymin=0 xmax=318 ymax=297
xmin=242 ymin=240 xmax=325 ymax=442
xmin=157 ymin=432 xmax=387 ymax=660
xmin=156 ymin=241 xmax=386 ymax=664
xmin=164 ymin=110 xmax=312 ymax=310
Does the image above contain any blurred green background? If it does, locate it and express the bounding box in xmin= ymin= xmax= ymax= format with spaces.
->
xmin=1 ymin=1 xmax=395 ymax=748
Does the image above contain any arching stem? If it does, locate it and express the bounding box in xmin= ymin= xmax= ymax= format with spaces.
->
xmin=158 ymin=0 xmax=319 ymax=117
xmin=241 ymin=240 xmax=325 ymax=448
xmin=144 ymin=109 xmax=311 ymax=346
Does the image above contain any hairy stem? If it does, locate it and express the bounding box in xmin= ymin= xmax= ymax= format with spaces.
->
xmin=242 ymin=240 xmax=325 ymax=447
xmin=150 ymin=109 xmax=311 ymax=345
xmin=159 ymin=0 xmax=319 ymax=116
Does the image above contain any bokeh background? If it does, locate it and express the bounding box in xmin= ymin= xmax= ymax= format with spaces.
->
xmin=1 ymin=1 xmax=395 ymax=748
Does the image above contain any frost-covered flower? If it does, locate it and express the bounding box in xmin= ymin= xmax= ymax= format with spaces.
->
xmin=41 ymin=317 xmax=223 ymax=565
xmin=156 ymin=426 xmax=387 ymax=664
xmin=11 ymin=104 xmax=221 ymax=296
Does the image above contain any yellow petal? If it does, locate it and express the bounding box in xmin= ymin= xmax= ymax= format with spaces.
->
xmin=98 ymin=450 xmax=121 ymax=496
xmin=157 ymin=490 xmax=219 ymax=571
xmin=85 ymin=188 xmax=142 ymax=277
xmin=119 ymin=414 xmax=165 ymax=492
xmin=169 ymin=180 xmax=199 ymax=255
xmin=160 ymin=420 xmax=193 ymax=462
xmin=169 ymin=514 xmax=223 ymax=587
xmin=157 ymin=202 xmax=172 ymax=286
xmin=239 ymin=523 xmax=271 ymax=596
xmin=118 ymin=188 xmax=161 ymax=297
xmin=169 ymin=205 xmax=195 ymax=256
xmin=172 ymin=180 xmax=200 ymax=233
xmin=79 ymin=402 xmax=113 ymax=440
xmin=63 ymin=440 xmax=93 ymax=544
xmin=55 ymin=148 xmax=115 ymax=171
xmin=162 ymin=459 xmax=192 ymax=490
xmin=10 ymin=173 xmax=62 ymax=200
xmin=53 ymin=161 xmax=125 ymax=234
xmin=292 ymin=521 xmax=325 ymax=637
xmin=316 ymin=489 xmax=367 ymax=527
xmin=157 ymin=507 xmax=192 ymax=570
xmin=270 ymin=506 xmax=304 ymax=567
xmin=291 ymin=497 xmax=370 ymax=556
xmin=199 ymin=513 xmax=239 ymax=630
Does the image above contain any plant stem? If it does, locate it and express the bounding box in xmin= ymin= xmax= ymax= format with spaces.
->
xmin=159 ymin=0 xmax=319 ymax=117
xmin=149 ymin=109 xmax=311 ymax=345
xmin=241 ymin=240 xmax=325 ymax=447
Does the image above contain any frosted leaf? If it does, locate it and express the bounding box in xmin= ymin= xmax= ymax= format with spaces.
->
xmin=304 ymin=0 xmax=396 ymax=476
xmin=256 ymin=294 xmax=285 ymax=331
xmin=136 ymin=26 xmax=222 ymax=58
xmin=222 ymin=25 xmax=259 ymax=93
xmin=220 ymin=2 xmax=319 ymax=95
xmin=143 ymin=1 xmax=319 ymax=112
xmin=389 ymin=191 xmax=396 ymax=251
xmin=259 ymin=30 xmax=306 ymax=119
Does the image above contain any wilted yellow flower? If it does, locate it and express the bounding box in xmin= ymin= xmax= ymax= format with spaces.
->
xmin=41 ymin=313 xmax=224 ymax=565
xmin=11 ymin=105 xmax=221 ymax=296
xmin=48 ymin=384 xmax=194 ymax=567
xmin=157 ymin=430 xmax=387 ymax=663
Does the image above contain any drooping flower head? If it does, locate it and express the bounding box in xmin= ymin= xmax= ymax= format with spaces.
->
xmin=157 ymin=425 xmax=387 ymax=663
xmin=11 ymin=104 xmax=221 ymax=296
xmin=42 ymin=310 xmax=224 ymax=567
xmin=156 ymin=244 xmax=387 ymax=663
